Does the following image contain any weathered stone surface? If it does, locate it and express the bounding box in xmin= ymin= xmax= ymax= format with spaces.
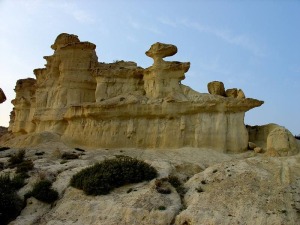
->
xmin=237 ymin=89 xmax=245 ymax=99
xmin=4 ymin=145 xmax=300 ymax=225
xmin=225 ymin=88 xmax=238 ymax=98
xmin=248 ymin=142 xmax=257 ymax=150
xmin=10 ymin=78 xmax=36 ymax=133
xmin=4 ymin=33 xmax=265 ymax=153
xmin=254 ymin=146 xmax=263 ymax=153
xmin=247 ymin=124 xmax=299 ymax=156
xmin=207 ymin=81 xmax=226 ymax=96
xmin=145 ymin=42 xmax=177 ymax=63
xmin=0 ymin=88 xmax=6 ymax=103
xmin=175 ymin=156 xmax=300 ymax=225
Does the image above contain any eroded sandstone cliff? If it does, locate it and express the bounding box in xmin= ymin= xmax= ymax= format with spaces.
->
xmin=6 ymin=33 xmax=266 ymax=152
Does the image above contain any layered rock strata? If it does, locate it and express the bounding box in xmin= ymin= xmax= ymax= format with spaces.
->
xmin=8 ymin=33 xmax=265 ymax=152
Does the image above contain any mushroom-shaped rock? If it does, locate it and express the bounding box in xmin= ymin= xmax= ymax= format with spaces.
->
xmin=207 ymin=81 xmax=226 ymax=96
xmin=51 ymin=33 xmax=80 ymax=50
xmin=144 ymin=42 xmax=190 ymax=99
xmin=146 ymin=42 xmax=177 ymax=63
xmin=0 ymin=88 xmax=6 ymax=103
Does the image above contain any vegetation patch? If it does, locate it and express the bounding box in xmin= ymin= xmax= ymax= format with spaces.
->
xmin=0 ymin=174 xmax=25 ymax=224
xmin=61 ymin=152 xmax=79 ymax=160
xmin=158 ymin=205 xmax=166 ymax=210
xmin=8 ymin=149 xmax=34 ymax=174
xmin=0 ymin=147 xmax=10 ymax=152
xmin=8 ymin=149 xmax=25 ymax=166
xmin=25 ymin=180 xmax=58 ymax=204
xmin=70 ymin=156 xmax=157 ymax=195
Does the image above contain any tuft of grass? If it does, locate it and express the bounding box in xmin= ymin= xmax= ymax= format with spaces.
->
xmin=70 ymin=156 xmax=157 ymax=196
xmin=25 ymin=180 xmax=58 ymax=204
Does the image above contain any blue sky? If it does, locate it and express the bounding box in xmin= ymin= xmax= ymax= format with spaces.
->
xmin=0 ymin=0 xmax=299 ymax=134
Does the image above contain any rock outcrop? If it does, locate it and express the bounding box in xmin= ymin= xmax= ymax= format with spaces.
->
xmin=247 ymin=124 xmax=299 ymax=156
xmin=2 ymin=145 xmax=300 ymax=225
xmin=5 ymin=33 xmax=266 ymax=152
xmin=0 ymin=88 xmax=6 ymax=103
xmin=207 ymin=81 xmax=226 ymax=96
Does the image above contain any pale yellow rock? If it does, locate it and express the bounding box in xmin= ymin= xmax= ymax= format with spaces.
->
xmin=5 ymin=33 xmax=265 ymax=153
xmin=144 ymin=42 xmax=190 ymax=99
xmin=254 ymin=147 xmax=263 ymax=153
xmin=0 ymin=88 xmax=6 ymax=103
xmin=175 ymin=156 xmax=300 ymax=225
xmin=247 ymin=124 xmax=299 ymax=156
xmin=207 ymin=81 xmax=226 ymax=96
xmin=225 ymin=88 xmax=238 ymax=98
xmin=10 ymin=78 xmax=36 ymax=134
xmin=145 ymin=42 xmax=177 ymax=63
xmin=92 ymin=61 xmax=144 ymax=101
xmin=237 ymin=89 xmax=245 ymax=99
xmin=248 ymin=142 xmax=257 ymax=150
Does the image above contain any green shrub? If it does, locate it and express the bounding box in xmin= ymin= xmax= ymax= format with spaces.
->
xmin=70 ymin=156 xmax=157 ymax=195
xmin=11 ymin=174 xmax=26 ymax=190
xmin=0 ymin=175 xmax=24 ymax=224
xmin=7 ymin=149 xmax=34 ymax=174
xmin=25 ymin=180 xmax=58 ymax=204
xmin=168 ymin=175 xmax=182 ymax=188
xmin=8 ymin=149 xmax=25 ymax=166
xmin=16 ymin=160 xmax=34 ymax=174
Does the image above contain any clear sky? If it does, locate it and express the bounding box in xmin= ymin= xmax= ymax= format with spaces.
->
xmin=0 ymin=0 xmax=299 ymax=135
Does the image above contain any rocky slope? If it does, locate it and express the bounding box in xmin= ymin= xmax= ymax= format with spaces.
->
xmin=0 ymin=139 xmax=299 ymax=225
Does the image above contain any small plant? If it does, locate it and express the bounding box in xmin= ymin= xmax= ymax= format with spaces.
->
xmin=0 ymin=175 xmax=24 ymax=224
xmin=25 ymin=180 xmax=58 ymax=204
xmin=16 ymin=160 xmax=34 ymax=173
xmin=295 ymin=135 xmax=300 ymax=140
xmin=8 ymin=149 xmax=34 ymax=174
xmin=61 ymin=152 xmax=79 ymax=160
xmin=127 ymin=188 xmax=133 ymax=193
xmin=35 ymin=151 xmax=45 ymax=156
xmin=70 ymin=156 xmax=157 ymax=195
xmin=155 ymin=178 xmax=172 ymax=195
xmin=158 ymin=206 xmax=166 ymax=210
xmin=0 ymin=147 xmax=10 ymax=151
xmin=8 ymin=149 xmax=25 ymax=166
xmin=60 ymin=160 xmax=68 ymax=164
xmin=168 ymin=175 xmax=182 ymax=188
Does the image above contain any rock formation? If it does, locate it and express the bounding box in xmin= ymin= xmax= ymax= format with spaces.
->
xmin=247 ymin=124 xmax=299 ymax=156
xmin=0 ymin=88 xmax=6 ymax=103
xmin=3 ymin=33 xmax=269 ymax=152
